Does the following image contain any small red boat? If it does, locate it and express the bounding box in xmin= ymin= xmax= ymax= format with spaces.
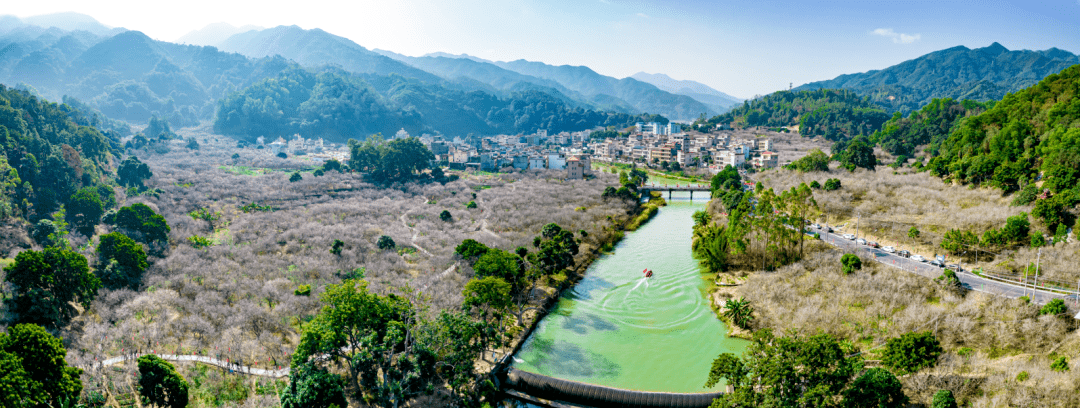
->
xmin=643 ymin=269 xmax=653 ymax=278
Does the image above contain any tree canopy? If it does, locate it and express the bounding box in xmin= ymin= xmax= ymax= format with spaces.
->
xmin=0 ymin=324 xmax=83 ymax=407
xmin=97 ymin=232 xmax=149 ymax=290
xmin=3 ymin=248 xmax=100 ymax=327
xmin=348 ymin=135 xmax=434 ymax=184
xmin=137 ymin=354 xmax=189 ymax=408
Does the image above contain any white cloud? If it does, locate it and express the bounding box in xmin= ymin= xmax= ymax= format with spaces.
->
xmin=636 ymin=12 xmax=648 ymax=18
xmin=872 ymin=28 xmax=921 ymax=44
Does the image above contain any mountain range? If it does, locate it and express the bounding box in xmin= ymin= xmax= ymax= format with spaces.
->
xmin=795 ymin=42 xmax=1080 ymax=114
xmin=219 ymin=29 xmax=720 ymax=121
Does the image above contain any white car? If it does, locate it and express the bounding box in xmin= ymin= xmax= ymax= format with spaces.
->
xmin=855 ymin=238 xmax=867 ymax=245
xmin=911 ymin=255 xmax=926 ymax=262
xmin=811 ymin=223 xmax=821 ymax=229
xmin=882 ymin=246 xmax=896 ymax=253
xmin=842 ymin=233 xmax=856 ymax=240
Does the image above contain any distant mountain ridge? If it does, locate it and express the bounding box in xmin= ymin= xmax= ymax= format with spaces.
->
xmin=0 ymin=12 xmax=123 ymax=37
xmin=216 ymin=25 xmax=444 ymax=84
xmin=630 ymin=72 xmax=742 ymax=114
xmin=795 ymin=42 xmax=1080 ymax=114
xmin=175 ymin=22 xmax=264 ymax=46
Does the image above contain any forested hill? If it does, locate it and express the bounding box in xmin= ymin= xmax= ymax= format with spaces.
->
xmin=795 ymin=43 xmax=1080 ymax=114
xmin=0 ymin=85 xmax=117 ymax=220
xmin=214 ymin=68 xmax=666 ymax=143
xmin=698 ymin=89 xmax=890 ymax=141
xmin=0 ymin=26 xmax=292 ymax=127
xmin=928 ymin=64 xmax=1080 ymax=199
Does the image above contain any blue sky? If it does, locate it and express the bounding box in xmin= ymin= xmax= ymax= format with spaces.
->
xmin=8 ymin=0 xmax=1080 ymax=98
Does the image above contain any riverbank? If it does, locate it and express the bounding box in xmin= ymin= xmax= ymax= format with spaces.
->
xmin=509 ymin=199 xmax=748 ymax=393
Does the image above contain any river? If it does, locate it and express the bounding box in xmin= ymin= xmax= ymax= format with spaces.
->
xmin=510 ymin=192 xmax=748 ymax=393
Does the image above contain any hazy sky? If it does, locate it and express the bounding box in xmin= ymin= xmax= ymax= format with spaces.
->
xmin=8 ymin=0 xmax=1080 ymax=98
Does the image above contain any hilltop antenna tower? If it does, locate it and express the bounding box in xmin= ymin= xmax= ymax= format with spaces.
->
xmin=789 ymin=82 xmax=792 ymax=91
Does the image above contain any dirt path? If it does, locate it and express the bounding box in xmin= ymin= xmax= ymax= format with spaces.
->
xmin=399 ymin=201 xmax=433 ymax=256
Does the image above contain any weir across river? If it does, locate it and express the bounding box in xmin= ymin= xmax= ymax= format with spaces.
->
xmin=638 ymin=183 xmax=712 ymax=200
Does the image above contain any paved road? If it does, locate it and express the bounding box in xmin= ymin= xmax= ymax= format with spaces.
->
xmin=811 ymin=225 xmax=1072 ymax=306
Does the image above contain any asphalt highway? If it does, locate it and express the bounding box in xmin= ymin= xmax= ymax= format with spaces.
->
xmin=810 ymin=225 xmax=1072 ymax=307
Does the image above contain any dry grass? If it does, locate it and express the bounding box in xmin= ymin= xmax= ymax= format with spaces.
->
xmin=728 ymin=247 xmax=1080 ymax=407
xmin=754 ymin=164 xmax=1080 ymax=286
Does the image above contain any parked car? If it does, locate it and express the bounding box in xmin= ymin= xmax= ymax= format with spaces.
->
xmin=882 ymin=246 xmax=896 ymax=253
xmin=898 ymin=250 xmax=911 ymax=258
xmin=856 ymin=238 xmax=867 ymax=245
xmin=911 ymin=255 xmax=926 ymax=262
xmin=811 ymin=223 xmax=821 ymax=229
xmin=823 ymin=226 xmax=833 ymax=233
xmin=929 ymin=259 xmax=945 ymax=267
xmin=867 ymin=241 xmax=879 ymax=248
xmin=946 ymin=264 xmax=964 ymax=272
xmin=842 ymin=233 xmax=856 ymax=240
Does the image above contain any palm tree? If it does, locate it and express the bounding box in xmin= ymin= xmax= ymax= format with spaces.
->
xmin=724 ymin=297 xmax=754 ymax=329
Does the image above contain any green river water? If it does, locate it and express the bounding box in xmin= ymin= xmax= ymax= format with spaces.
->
xmin=511 ymin=193 xmax=748 ymax=393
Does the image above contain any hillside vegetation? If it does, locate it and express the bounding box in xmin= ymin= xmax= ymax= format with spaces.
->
xmin=698 ymin=89 xmax=890 ymax=141
xmin=215 ymin=68 xmax=665 ymax=143
xmin=0 ymin=85 xmax=117 ymax=220
xmin=796 ymin=43 xmax=1080 ymax=114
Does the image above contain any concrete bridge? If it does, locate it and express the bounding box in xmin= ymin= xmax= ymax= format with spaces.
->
xmin=639 ymin=183 xmax=712 ymax=200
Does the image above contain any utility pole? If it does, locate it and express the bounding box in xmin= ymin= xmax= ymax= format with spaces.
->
xmin=1033 ymin=248 xmax=1041 ymax=300
xmin=855 ymin=212 xmax=860 ymax=239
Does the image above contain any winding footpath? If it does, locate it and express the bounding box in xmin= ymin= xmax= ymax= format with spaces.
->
xmin=83 ymin=353 xmax=289 ymax=378
xmin=400 ymin=200 xmax=433 ymax=256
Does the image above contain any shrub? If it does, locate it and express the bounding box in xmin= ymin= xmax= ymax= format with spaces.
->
xmin=456 ymin=239 xmax=489 ymax=258
xmin=1051 ymin=356 xmax=1070 ymax=372
xmin=330 ymin=239 xmax=344 ymax=255
xmin=277 ymin=152 xmax=287 ymax=159
xmin=841 ymin=368 xmax=907 ymax=408
xmin=289 ymin=172 xmax=302 ymax=182
xmin=809 ymin=180 xmax=821 ymax=189
xmin=295 ymin=285 xmax=311 ymax=296
xmin=280 ymin=362 xmax=346 ymax=408
xmin=314 ymin=169 xmax=325 ymax=177
xmin=1016 ymin=371 xmax=1029 ymax=382
xmin=823 ymin=178 xmax=842 ymax=191
xmin=931 ymin=389 xmax=958 ymax=408
xmin=841 ymin=253 xmax=862 ymax=274
xmin=187 ymin=236 xmax=213 ymax=249
xmin=1040 ymin=298 xmax=1067 ymax=315
xmin=881 ymin=331 xmax=942 ymax=375
xmin=377 ymin=235 xmax=396 ymax=250
xmin=440 ymin=210 xmax=453 ymax=222
xmin=465 ymin=200 xmax=477 ymax=209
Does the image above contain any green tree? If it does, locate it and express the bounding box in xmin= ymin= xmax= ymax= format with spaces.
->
xmin=693 ymin=224 xmax=729 ymax=272
xmin=289 ymin=172 xmax=303 ymax=182
xmin=1040 ymin=298 xmax=1068 ymax=315
xmin=0 ymin=324 xmax=83 ymax=406
xmin=790 ymin=149 xmax=831 ymax=172
xmin=931 ymin=389 xmax=958 ymax=408
xmin=377 ymin=235 xmax=396 ymax=250
xmin=4 ymin=248 xmax=100 ymax=327
xmin=0 ymin=350 xmax=44 ymax=407
xmin=841 ymin=139 xmax=876 ymax=171
xmin=881 ymin=331 xmax=942 ymax=375
xmin=841 ymin=253 xmax=862 ymax=274
xmin=824 ymin=178 xmax=842 ymax=191
xmin=292 ymin=279 xmax=434 ymax=408
xmin=722 ymin=297 xmax=754 ymax=329
xmin=810 ymin=180 xmax=821 ymax=189
xmin=31 ymin=219 xmax=61 ymax=247
xmin=280 ymin=362 xmax=347 ymax=408
xmin=842 ymin=368 xmax=907 ymax=408
xmin=97 ymin=232 xmax=148 ymax=290
xmin=908 ymin=226 xmax=920 ymax=242
xmin=473 ymin=249 xmax=523 ymax=285
xmin=462 ymin=277 xmax=512 ymax=326
xmin=693 ymin=210 xmax=712 ymax=227
xmin=111 ymin=203 xmax=170 ymax=249
xmin=330 ymin=239 xmax=345 ymax=256
xmin=348 ymin=136 xmax=435 ymax=184
xmin=66 ymin=187 xmax=105 ymax=236
xmin=117 ymin=156 xmax=152 ymax=188
xmin=137 ymin=354 xmax=189 ymax=408
xmin=455 ymin=239 xmax=489 ymax=258
xmin=439 ymin=210 xmax=452 ymax=222
xmin=705 ymin=330 xmax=863 ymax=408
xmin=940 ymin=229 xmax=977 ymax=257
xmin=465 ymin=200 xmax=477 ymax=209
